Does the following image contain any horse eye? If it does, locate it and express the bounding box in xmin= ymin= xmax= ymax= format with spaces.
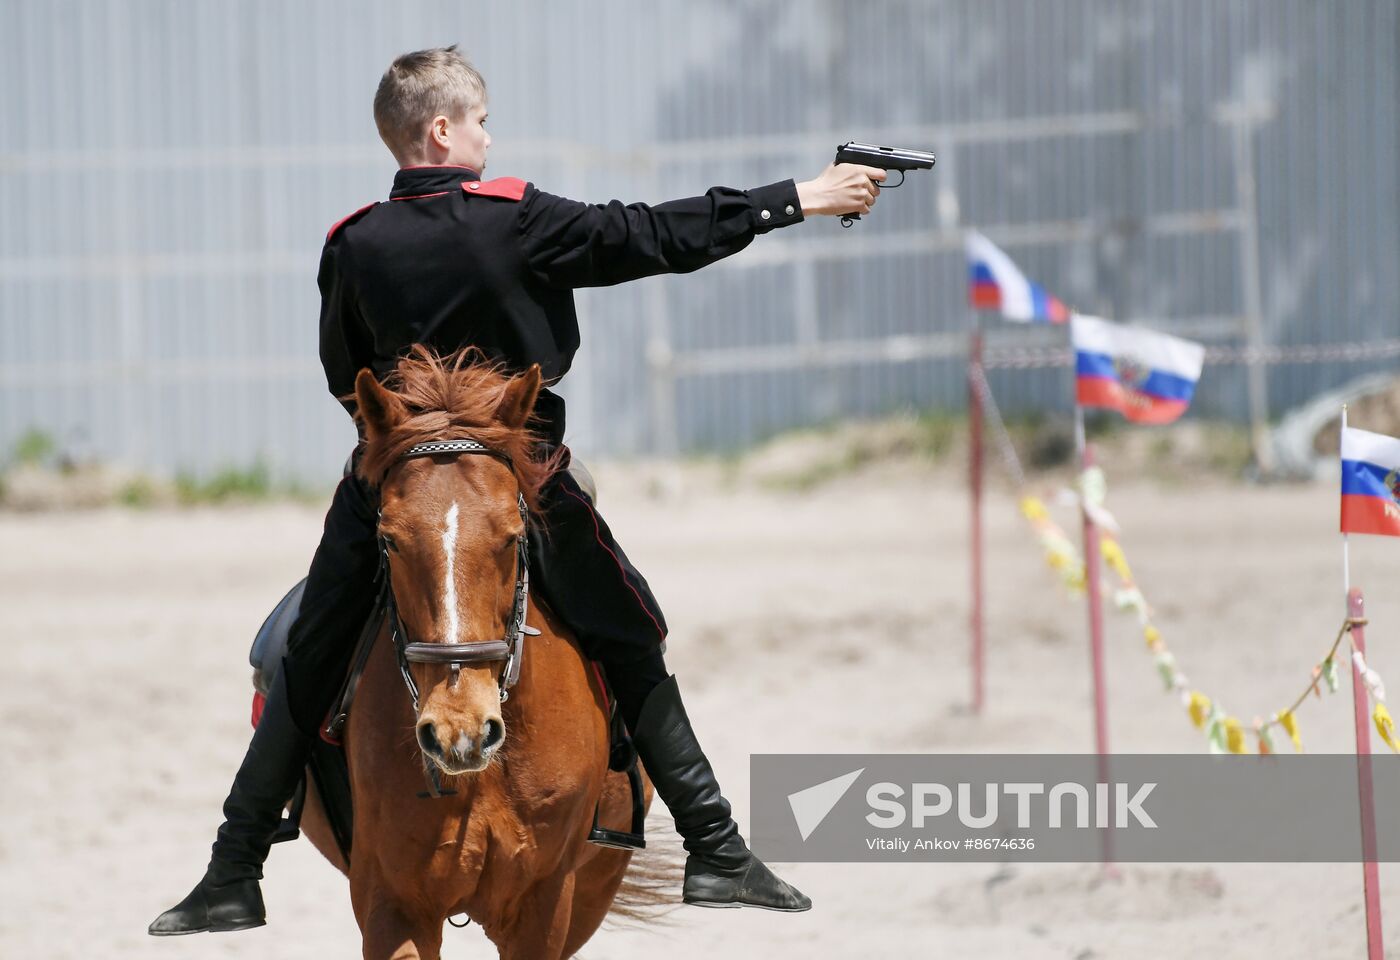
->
xmin=382 ymin=535 xmax=400 ymax=553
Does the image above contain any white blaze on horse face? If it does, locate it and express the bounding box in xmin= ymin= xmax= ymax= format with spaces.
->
xmin=442 ymin=501 xmax=461 ymax=646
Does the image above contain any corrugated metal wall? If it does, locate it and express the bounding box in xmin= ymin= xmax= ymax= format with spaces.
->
xmin=1 ymin=0 xmax=1396 ymax=481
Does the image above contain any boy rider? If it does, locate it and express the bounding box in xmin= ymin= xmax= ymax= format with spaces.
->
xmin=151 ymin=45 xmax=884 ymax=935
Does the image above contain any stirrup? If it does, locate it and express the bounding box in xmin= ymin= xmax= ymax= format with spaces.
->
xmin=588 ymin=761 xmax=646 ymax=850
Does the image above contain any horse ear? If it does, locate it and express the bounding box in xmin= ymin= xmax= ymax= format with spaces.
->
xmin=496 ymin=365 xmax=541 ymax=430
xmin=354 ymin=368 xmax=406 ymax=438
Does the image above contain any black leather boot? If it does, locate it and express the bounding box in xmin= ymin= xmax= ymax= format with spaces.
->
xmin=630 ymin=675 xmax=811 ymax=912
xmin=148 ymin=669 xmax=312 ymax=936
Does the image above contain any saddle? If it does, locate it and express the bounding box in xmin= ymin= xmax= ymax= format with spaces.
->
xmin=247 ymin=570 xmax=644 ymax=863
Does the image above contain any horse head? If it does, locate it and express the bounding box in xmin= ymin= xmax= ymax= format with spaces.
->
xmin=353 ymin=347 xmax=557 ymax=776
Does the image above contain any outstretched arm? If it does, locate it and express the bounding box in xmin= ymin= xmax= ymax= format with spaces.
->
xmin=520 ymin=163 xmax=885 ymax=289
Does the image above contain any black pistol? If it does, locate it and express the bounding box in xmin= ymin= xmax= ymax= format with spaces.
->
xmin=834 ymin=141 xmax=936 ymax=227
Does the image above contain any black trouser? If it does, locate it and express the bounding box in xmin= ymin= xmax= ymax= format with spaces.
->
xmin=280 ymin=447 xmax=669 ymax=738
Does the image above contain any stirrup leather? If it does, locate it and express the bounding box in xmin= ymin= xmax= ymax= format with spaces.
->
xmin=270 ymin=775 xmax=306 ymax=844
xmin=587 ymin=667 xmax=646 ymax=850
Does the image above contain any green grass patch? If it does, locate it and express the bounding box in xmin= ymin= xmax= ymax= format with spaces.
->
xmin=12 ymin=428 xmax=56 ymax=466
xmin=116 ymin=476 xmax=161 ymax=508
xmin=175 ymin=462 xmax=275 ymax=505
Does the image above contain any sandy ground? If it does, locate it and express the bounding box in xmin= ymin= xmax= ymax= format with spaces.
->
xmin=4 ymin=459 xmax=1400 ymax=959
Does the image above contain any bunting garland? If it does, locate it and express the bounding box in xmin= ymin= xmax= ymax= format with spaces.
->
xmin=1019 ymin=469 xmax=1394 ymax=755
xmin=1374 ymin=702 xmax=1399 ymax=754
xmin=1019 ymin=495 xmax=1087 ymax=592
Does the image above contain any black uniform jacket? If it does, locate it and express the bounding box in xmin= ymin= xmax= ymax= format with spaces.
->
xmin=318 ymin=164 xmax=803 ymax=444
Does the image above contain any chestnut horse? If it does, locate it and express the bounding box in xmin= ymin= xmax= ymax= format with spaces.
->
xmin=295 ymin=348 xmax=668 ymax=959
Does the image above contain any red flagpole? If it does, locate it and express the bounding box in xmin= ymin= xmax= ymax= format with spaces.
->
xmin=1076 ymin=407 xmax=1114 ymax=870
xmin=1340 ymin=405 xmax=1382 ymax=958
xmin=1347 ymin=588 xmax=1384 ymax=959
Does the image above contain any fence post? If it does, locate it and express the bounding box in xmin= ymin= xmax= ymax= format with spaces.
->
xmin=1231 ymin=119 xmax=1274 ymax=475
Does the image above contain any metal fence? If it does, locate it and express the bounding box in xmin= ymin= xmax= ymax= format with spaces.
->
xmin=1 ymin=0 xmax=1396 ymax=483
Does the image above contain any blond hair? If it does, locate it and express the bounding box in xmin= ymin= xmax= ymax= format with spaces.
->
xmin=373 ymin=46 xmax=486 ymax=164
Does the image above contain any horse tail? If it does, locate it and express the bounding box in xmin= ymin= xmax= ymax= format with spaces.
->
xmin=606 ymin=833 xmax=685 ymax=925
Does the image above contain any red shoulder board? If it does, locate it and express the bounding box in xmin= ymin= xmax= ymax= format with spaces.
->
xmin=461 ymin=177 xmax=527 ymax=201
xmin=326 ymin=202 xmax=378 ymax=241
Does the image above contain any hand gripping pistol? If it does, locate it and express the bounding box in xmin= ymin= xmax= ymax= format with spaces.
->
xmin=833 ymin=141 xmax=936 ymax=227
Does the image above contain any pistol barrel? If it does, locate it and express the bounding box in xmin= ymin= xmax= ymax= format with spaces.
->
xmin=835 ymin=141 xmax=936 ymax=170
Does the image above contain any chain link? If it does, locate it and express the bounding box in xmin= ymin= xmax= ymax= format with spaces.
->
xmin=968 ymin=361 xmax=1027 ymax=489
xmin=982 ymin=338 xmax=1400 ymax=370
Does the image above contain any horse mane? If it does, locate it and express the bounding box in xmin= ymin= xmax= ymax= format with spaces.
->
xmin=354 ymin=345 xmax=564 ymax=515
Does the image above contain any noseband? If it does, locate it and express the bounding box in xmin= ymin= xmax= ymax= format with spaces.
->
xmin=379 ymin=438 xmax=536 ymax=717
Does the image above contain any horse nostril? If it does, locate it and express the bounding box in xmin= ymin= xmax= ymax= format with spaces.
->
xmin=481 ymin=718 xmax=504 ymax=751
xmin=417 ymin=723 xmax=442 ymax=756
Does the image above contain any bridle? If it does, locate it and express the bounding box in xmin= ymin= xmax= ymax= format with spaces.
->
xmin=378 ymin=438 xmax=537 ymax=723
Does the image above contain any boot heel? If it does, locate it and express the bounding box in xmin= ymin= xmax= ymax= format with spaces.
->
xmin=209 ymin=917 xmax=268 ymax=933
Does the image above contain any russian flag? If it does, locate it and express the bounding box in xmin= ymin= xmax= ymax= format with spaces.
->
xmin=966 ymin=231 xmax=1070 ymax=323
xmin=1071 ymin=315 xmax=1205 ymax=425
xmin=1341 ymin=426 xmax=1400 ymax=537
